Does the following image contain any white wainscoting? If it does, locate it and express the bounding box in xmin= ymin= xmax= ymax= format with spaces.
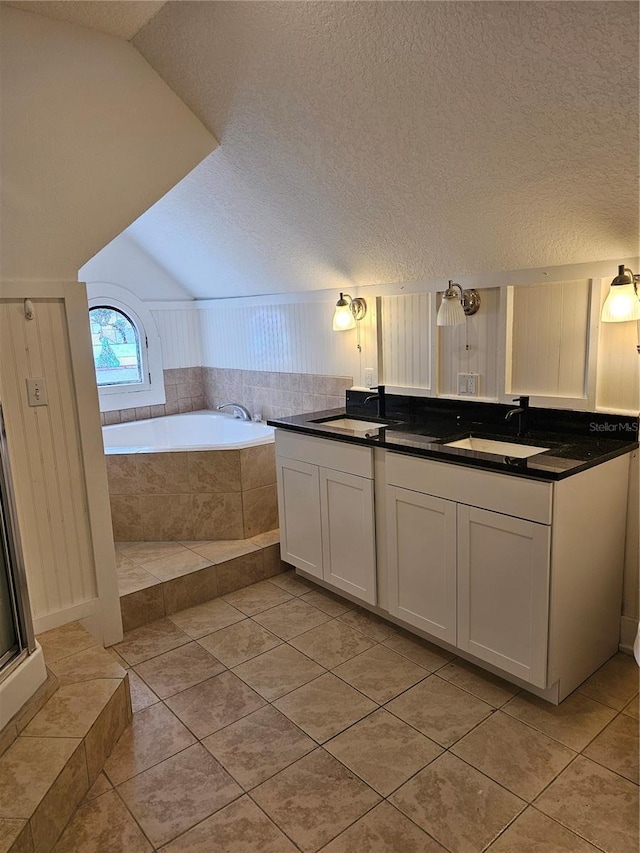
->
xmin=152 ymin=308 xmax=203 ymax=369
xmin=0 ymin=283 xmax=121 ymax=643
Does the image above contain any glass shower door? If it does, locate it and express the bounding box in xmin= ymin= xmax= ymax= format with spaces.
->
xmin=0 ymin=527 xmax=19 ymax=669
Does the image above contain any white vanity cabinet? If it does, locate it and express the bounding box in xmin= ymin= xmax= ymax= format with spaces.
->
xmin=385 ymin=452 xmax=553 ymax=688
xmin=276 ymin=430 xmax=376 ymax=605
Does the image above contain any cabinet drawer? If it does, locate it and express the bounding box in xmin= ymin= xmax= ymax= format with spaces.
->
xmin=275 ymin=429 xmax=373 ymax=478
xmin=386 ymin=452 xmax=552 ymax=524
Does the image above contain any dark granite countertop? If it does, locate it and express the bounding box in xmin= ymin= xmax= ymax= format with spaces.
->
xmin=268 ymin=395 xmax=638 ymax=482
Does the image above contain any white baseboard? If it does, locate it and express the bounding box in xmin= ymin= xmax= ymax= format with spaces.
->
xmin=32 ymin=598 xmax=97 ymax=636
xmin=619 ymin=615 xmax=639 ymax=654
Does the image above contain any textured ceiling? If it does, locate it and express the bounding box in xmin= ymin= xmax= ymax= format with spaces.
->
xmin=3 ymin=1 xmax=166 ymax=40
xmin=128 ymin=1 xmax=638 ymax=298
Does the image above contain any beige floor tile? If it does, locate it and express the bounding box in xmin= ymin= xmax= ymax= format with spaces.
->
xmin=583 ymin=713 xmax=639 ymax=783
xmin=382 ymin=631 xmax=455 ymax=671
xmin=289 ymin=619 xmax=375 ymax=669
xmin=48 ymin=646 xmax=127 ymax=686
xmin=134 ymin=642 xmax=224 ymax=699
xmin=437 ymin=658 xmax=520 ymax=707
xmin=36 ymin=622 xmax=98 ymax=664
xmin=23 ymin=680 xmax=120 ymax=737
xmin=198 ymin=619 xmax=281 ymax=667
xmin=250 ymin=528 xmax=281 ymax=548
xmin=486 ymin=806 xmax=601 ymax=852
xmin=622 ymin=693 xmax=639 ymax=720
xmin=333 ymin=645 xmax=429 ymax=703
xmin=300 ymin=588 xmax=354 ymax=617
xmin=165 ymin=671 xmax=266 ymax=739
xmin=577 ymin=653 xmax=640 ymax=711
xmin=106 ymin=647 xmax=129 ymax=669
xmin=202 ymin=705 xmax=315 ymax=789
xmin=338 ymin=607 xmax=397 ymax=642
xmin=0 ymin=736 xmax=81 ymax=819
xmin=52 ymin=789 xmax=152 ymax=853
xmin=273 ymin=673 xmax=376 ymax=742
xmin=119 ymin=541 xmax=187 ymax=563
xmin=390 ymin=752 xmax=525 ymax=853
xmin=451 ymin=711 xmax=575 ymax=801
xmin=103 ymin=702 xmax=196 ymax=785
xmin=0 ymin=819 xmax=30 ymax=853
xmin=127 ymin=671 xmax=160 ymax=714
xmin=188 ymin=539 xmax=259 ymax=564
xmin=268 ymin=570 xmax=316 ymax=596
xmin=324 ymin=708 xmax=442 ymax=796
xmin=223 ymin=580 xmax=293 ymax=615
xmin=386 ymin=675 xmax=493 ymax=747
xmin=120 ymin=584 xmax=166 ymax=633
xmin=158 ymin=795 xmax=298 ymax=853
xmin=232 ymin=644 xmax=325 ymax=701
xmin=321 ymin=801 xmax=448 ymax=853
xmin=252 ymin=749 xmax=380 ymax=853
xmin=502 ymin=690 xmax=617 ymax=751
xmin=118 ymin=744 xmax=242 ymax=848
xmin=141 ymin=550 xmax=213 ymax=581
xmin=168 ymin=598 xmax=245 ymax=639
xmin=252 ymin=597 xmax=331 ymax=641
xmin=116 ymin=560 xmax=161 ymax=595
xmin=81 ymin=772 xmax=112 ymax=803
xmin=535 ymin=756 xmax=639 ymax=853
xmin=113 ymin=619 xmax=191 ymax=666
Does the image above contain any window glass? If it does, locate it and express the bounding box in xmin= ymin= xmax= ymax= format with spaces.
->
xmin=89 ymin=306 xmax=143 ymax=387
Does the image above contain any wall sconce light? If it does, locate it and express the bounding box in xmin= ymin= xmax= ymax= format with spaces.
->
xmin=333 ymin=293 xmax=367 ymax=331
xmin=436 ymin=281 xmax=481 ymax=327
xmin=601 ymin=265 xmax=640 ymax=324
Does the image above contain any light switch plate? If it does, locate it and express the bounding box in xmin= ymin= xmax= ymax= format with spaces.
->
xmin=364 ymin=367 xmax=375 ymax=387
xmin=26 ymin=378 xmax=48 ymax=407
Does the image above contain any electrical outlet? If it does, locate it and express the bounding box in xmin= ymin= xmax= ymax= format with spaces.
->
xmin=364 ymin=367 xmax=375 ymax=388
xmin=26 ymin=377 xmax=48 ymax=407
xmin=467 ymin=374 xmax=479 ymax=396
xmin=457 ymin=373 xmax=479 ymax=396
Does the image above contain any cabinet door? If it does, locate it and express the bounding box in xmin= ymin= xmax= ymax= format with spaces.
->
xmin=386 ymin=486 xmax=457 ymax=643
xmin=319 ymin=468 xmax=376 ymax=604
xmin=276 ymin=457 xmax=323 ymax=579
xmin=457 ymin=505 xmax=550 ymax=688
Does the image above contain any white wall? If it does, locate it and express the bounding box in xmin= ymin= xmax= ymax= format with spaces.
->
xmin=152 ymin=307 xmax=203 ymax=369
xmin=0 ymin=5 xmax=215 ymax=280
xmin=0 ymin=7 xmax=216 ymax=642
xmin=80 ymin=234 xmax=192 ymax=301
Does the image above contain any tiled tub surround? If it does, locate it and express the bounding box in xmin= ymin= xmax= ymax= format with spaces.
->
xmin=100 ymin=368 xmax=206 ymax=425
xmin=115 ymin=533 xmax=287 ymax=631
xmin=100 ymin=368 xmax=353 ymax=425
xmin=107 ymin=443 xmax=278 ymax=541
xmin=0 ymin=623 xmax=131 ymax=853
xmin=53 ymin=572 xmax=639 ymax=853
xmin=203 ymin=368 xmax=353 ymax=422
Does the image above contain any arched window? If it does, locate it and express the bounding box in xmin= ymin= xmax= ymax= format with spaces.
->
xmin=86 ymin=284 xmax=165 ymax=412
xmin=90 ymin=306 xmax=144 ymax=387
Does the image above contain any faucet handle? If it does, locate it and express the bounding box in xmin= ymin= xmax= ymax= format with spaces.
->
xmin=512 ymin=395 xmax=530 ymax=406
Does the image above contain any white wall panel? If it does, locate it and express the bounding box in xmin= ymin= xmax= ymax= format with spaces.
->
xmin=380 ymin=293 xmax=432 ymax=390
xmin=509 ymin=279 xmax=590 ymax=399
xmin=0 ymin=299 xmax=96 ymax=620
xmin=596 ymin=310 xmax=640 ymax=413
xmin=199 ymin=298 xmax=377 ymax=386
xmin=438 ymin=288 xmax=500 ymax=399
xmin=152 ymin=308 xmax=203 ymax=368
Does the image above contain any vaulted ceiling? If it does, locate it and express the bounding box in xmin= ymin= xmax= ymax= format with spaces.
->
xmin=29 ymin=1 xmax=640 ymax=299
xmin=3 ymin=1 xmax=166 ymax=40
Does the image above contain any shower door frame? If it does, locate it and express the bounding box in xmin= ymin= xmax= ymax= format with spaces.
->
xmin=0 ymin=402 xmax=36 ymax=684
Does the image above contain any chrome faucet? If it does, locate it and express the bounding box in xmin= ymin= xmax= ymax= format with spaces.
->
xmin=217 ymin=403 xmax=252 ymax=421
xmin=505 ymin=395 xmax=530 ymax=437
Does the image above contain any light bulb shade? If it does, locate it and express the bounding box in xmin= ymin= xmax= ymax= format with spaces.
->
xmin=601 ymin=282 xmax=640 ymax=323
xmin=436 ymin=292 xmax=466 ymax=326
xmin=333 ymin=297 xmax=356 ymax=331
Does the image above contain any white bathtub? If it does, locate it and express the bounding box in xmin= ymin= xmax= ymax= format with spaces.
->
xmin=102 ymin=410 xmax=274 ymax=454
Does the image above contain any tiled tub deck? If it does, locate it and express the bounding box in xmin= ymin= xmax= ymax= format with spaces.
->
xmin=107 ymin=443 xmax=278 ymax=542
xmin=52 ymin=571 xmax=638 ymax=853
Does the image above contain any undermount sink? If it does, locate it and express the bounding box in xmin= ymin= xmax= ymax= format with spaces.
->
xmin=443 ymin=436 xmax=549 ymax=458
xmin=313 ymin=417 xmax=383 ymax=432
